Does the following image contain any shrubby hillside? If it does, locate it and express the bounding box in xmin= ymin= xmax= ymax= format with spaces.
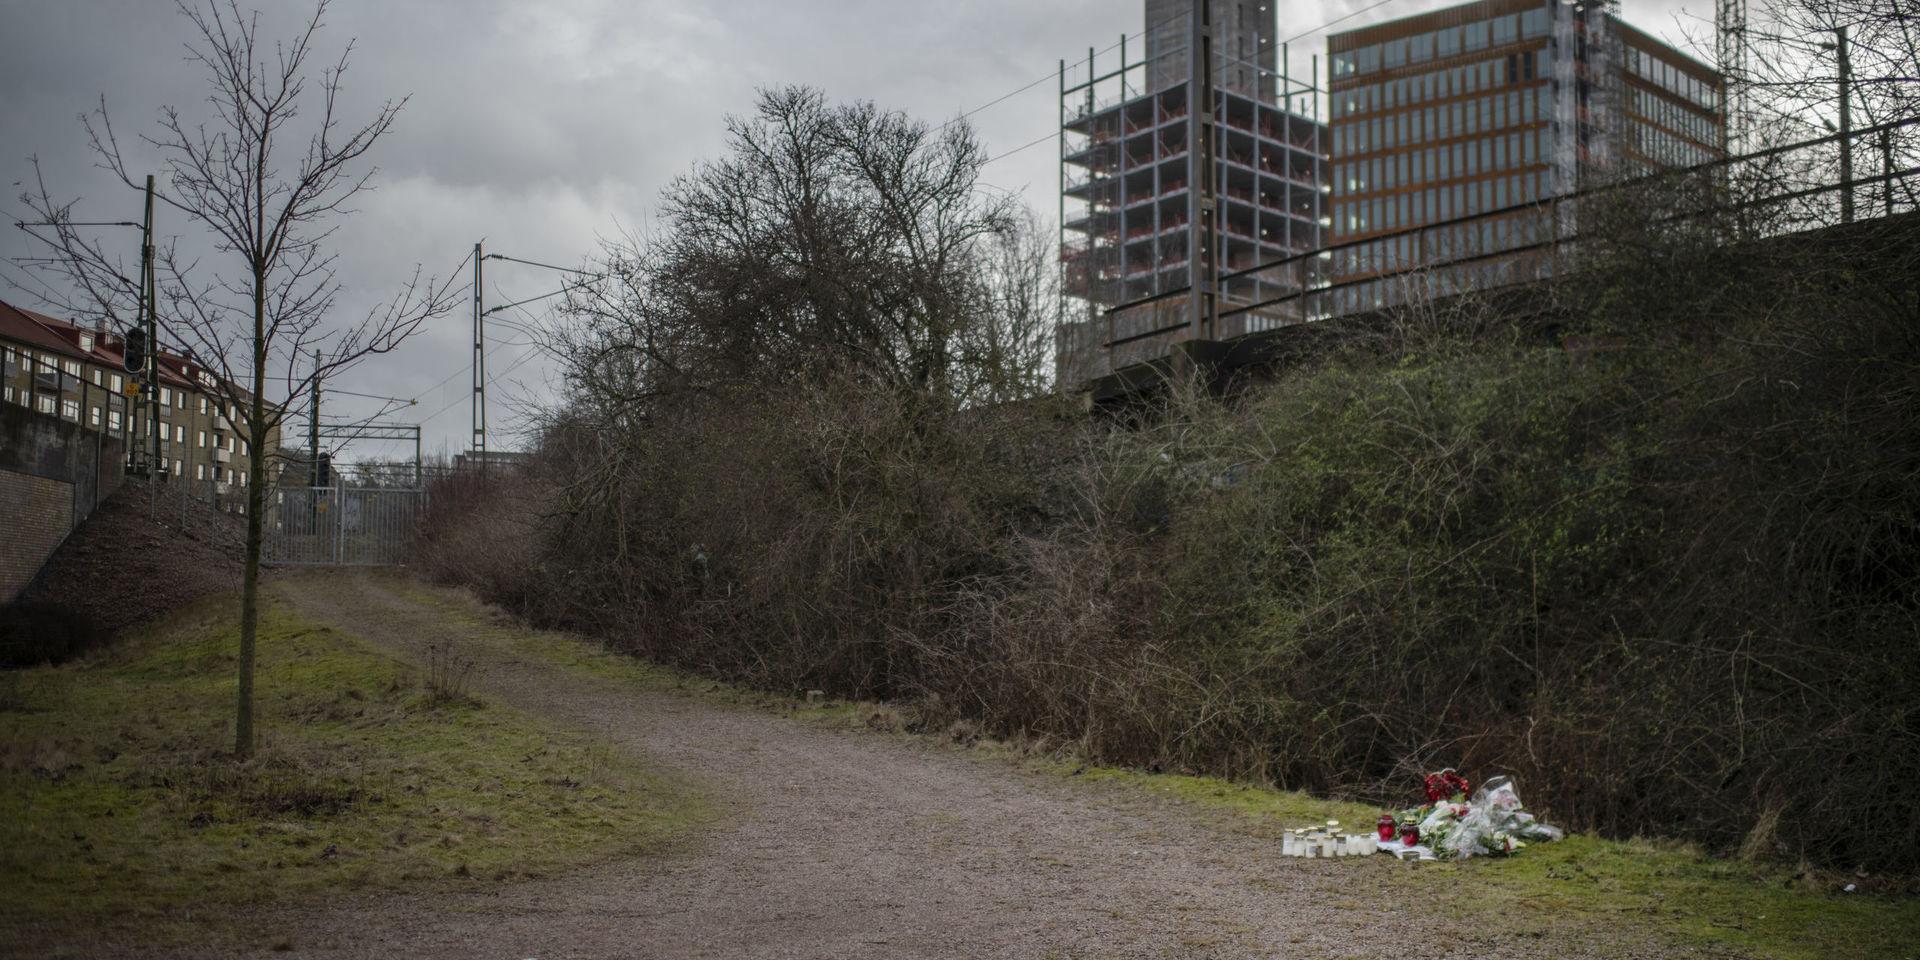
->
xmin=417 ymin=87 xmax=1919 ymax=872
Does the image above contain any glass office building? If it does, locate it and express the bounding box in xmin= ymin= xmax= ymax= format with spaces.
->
xmin=1325 ymin=0 xmax=1724 ymax=312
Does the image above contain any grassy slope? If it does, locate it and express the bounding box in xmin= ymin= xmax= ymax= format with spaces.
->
xmin=393 ymin=578 xmax=1914 ymax=960
xmin=0 ymin=593 xmax=706 ymax=951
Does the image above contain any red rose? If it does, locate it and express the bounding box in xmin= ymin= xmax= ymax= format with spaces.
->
xmin=1423 ymin=769 xmax=1473 ymax=804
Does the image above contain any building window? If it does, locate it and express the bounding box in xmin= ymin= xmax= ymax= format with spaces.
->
xmin=110 ymin=374 xmax=123 ymax=393
xmin=175 ymin=459 xmax=183 ymax=477
xmin=199 ymin=396 xmax=208 ymax=414
xmin=196 ymin=463 xmax=205 ymax=480
xmin=109 ymin=410 xmax=122 ymax=431
xmin=174 ymin=424 xmax=185 ymax=443
xmin=90 ymin=406 xmax=102 ymax=426
xmin=198 ymin=430 xmax=206 ymax=447
xmin=62 ymin=398 xmax=79 ymax=420
xmin=38 ymin=396 xmax=57 ymax=415
xmin=160 ymin=387 xmax=171 ymax=405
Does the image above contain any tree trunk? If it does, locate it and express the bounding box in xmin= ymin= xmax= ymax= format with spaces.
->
xmin=236 ymin=458 xmax=263 ymax=755
xmin=235 ymin=276 xmax=267 ymax=758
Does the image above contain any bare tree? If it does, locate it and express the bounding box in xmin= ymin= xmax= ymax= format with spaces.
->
xmin=556 ymin=86 xmax=1054 ymax=415
xmin=1738 ymin=0 xmax=1919 ymax=211
xmin=12 ymin=0 xmax=459 ymax=756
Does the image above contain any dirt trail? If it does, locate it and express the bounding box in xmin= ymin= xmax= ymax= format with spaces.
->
xmin=187 ymin=571 xmax=1659 ymax=959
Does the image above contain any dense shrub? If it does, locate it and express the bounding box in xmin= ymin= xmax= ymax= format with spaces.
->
xmin=419 ymin=122 xmax=1917 ymax=872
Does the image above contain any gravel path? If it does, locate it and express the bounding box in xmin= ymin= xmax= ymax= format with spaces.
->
xmin=184 ymin=570 xmax=1669 ymax=960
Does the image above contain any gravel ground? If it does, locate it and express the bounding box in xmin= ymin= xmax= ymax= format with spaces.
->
xmin=147 ymin=570 xmax=1686 ymax=960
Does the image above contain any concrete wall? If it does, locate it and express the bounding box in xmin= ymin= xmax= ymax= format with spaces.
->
xmin=0 ymin=401 xmax=124 ymax=601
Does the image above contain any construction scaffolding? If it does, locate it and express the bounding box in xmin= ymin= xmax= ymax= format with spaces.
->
xmin=1058 ymin=1 xmax=1330 ymax=385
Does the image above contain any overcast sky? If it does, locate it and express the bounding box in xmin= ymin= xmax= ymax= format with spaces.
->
xmin=0 ymin=0 xmax=1714 ymax=462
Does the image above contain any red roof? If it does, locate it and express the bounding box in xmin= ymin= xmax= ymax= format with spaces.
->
xmin=0 ymin=298 xmax=209 ymax=392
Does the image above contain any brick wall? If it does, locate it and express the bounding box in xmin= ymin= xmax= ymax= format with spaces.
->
xmin=0 ymin=471 xmax=73 ymax=601
xmin=0 ymin=401 xmax=125 ymax=601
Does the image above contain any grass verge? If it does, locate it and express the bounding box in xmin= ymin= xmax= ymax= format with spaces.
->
xmin=0 ymin=593 xmax=706 ymax=954
xmin=1064 ymin=766 xmax=1913 ymax=960
xmin=396 ymin=575 xmax=1917 ymax=959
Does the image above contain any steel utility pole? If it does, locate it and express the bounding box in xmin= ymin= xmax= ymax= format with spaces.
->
xmin=144 ymin=176 xmax=159 ymax=477
xmin=1186 ymin=0 xmax=1217 ymax=342
xmin=1883 ymin=127 xmax=1896 ymax=218
xmin=135 ymin=174 xmax=159 ymax=477
xmin=471 ymin=241 xmax=487 ymax=476
xmin=309 ymin=349 xmax=322 ymax=486
xmin=1716 ymin=0 xmax=1749 ymax=155
xmin=1836 ymin=26 xmax=1853 ymax=222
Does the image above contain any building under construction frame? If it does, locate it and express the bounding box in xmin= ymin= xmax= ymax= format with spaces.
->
xmin=1057 ymin=2 xmax=1331 ymax=384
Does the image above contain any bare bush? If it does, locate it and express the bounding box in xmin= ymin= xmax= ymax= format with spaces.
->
xmin=422 ymin=640 xmax=476 ymax=705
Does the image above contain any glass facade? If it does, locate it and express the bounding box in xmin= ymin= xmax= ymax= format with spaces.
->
xmin=1325 ymin=0 xmax=1724 ymax=313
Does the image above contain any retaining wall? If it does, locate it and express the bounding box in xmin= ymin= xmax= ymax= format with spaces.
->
xmin=0 ymin=402 xmax=125 ymax=601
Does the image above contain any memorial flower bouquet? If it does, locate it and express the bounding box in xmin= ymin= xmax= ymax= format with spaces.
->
xmin=1395 ymin=771 xmax=1563 ymax=859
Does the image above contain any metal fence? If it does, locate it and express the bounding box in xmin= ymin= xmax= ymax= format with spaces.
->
xmin=263 ymin=482 xmax=426 ymax=566
xmin=1074 ymin=114 xmax=1920 ymax=382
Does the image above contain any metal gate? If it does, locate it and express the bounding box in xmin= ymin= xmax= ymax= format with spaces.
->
xmin=264 ymin=484 xmax=427 ymax=566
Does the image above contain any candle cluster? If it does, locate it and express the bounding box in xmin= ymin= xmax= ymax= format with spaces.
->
xmin=1279 ymin=819 xmax=1382 ymax=858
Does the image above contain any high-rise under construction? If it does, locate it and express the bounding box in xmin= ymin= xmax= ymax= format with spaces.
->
xmin=1059 ymin=0 xmax=1329 ymax=383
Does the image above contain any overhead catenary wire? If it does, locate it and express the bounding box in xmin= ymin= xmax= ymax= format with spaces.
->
xmin=360 ymin=246 xmax=576 ymax=447
xmin=939 ymin=5 xmax=1194 ymax=133
xmin=415 ymin=342 xmax=545 ymax=427
xmin=483 ymin=252 xmax=600 ymax=277
xmin=1280 ymin=0 xmax=1405 ymax=46
xmin=483 ymin=281 xmax=594 ymax=317
xmin=322 ymin=387 xmax=418 ymax=404
xmin=984 ymin=131 xmax=1063 ymax=166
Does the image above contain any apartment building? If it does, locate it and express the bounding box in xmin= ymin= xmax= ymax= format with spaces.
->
xmin=1324 ymin=0 xmax=1724 ymax=311
xmin=0 ymin=299 xmax=280 ymax=512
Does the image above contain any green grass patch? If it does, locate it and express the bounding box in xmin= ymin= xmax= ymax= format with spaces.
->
xmin=1066 ymin=764 xmax=1914 ymax=960
xmin=1063 ymin=764 xmax=1381 ymax=827
xmin=0 ymin=595 xmax=707 ymax=950
xmin=389 ymin=579 xmax=832 ymax=715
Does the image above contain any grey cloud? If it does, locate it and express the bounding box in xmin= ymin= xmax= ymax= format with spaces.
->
xmin=1 ymin=0 xmax=1709 ymax=457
